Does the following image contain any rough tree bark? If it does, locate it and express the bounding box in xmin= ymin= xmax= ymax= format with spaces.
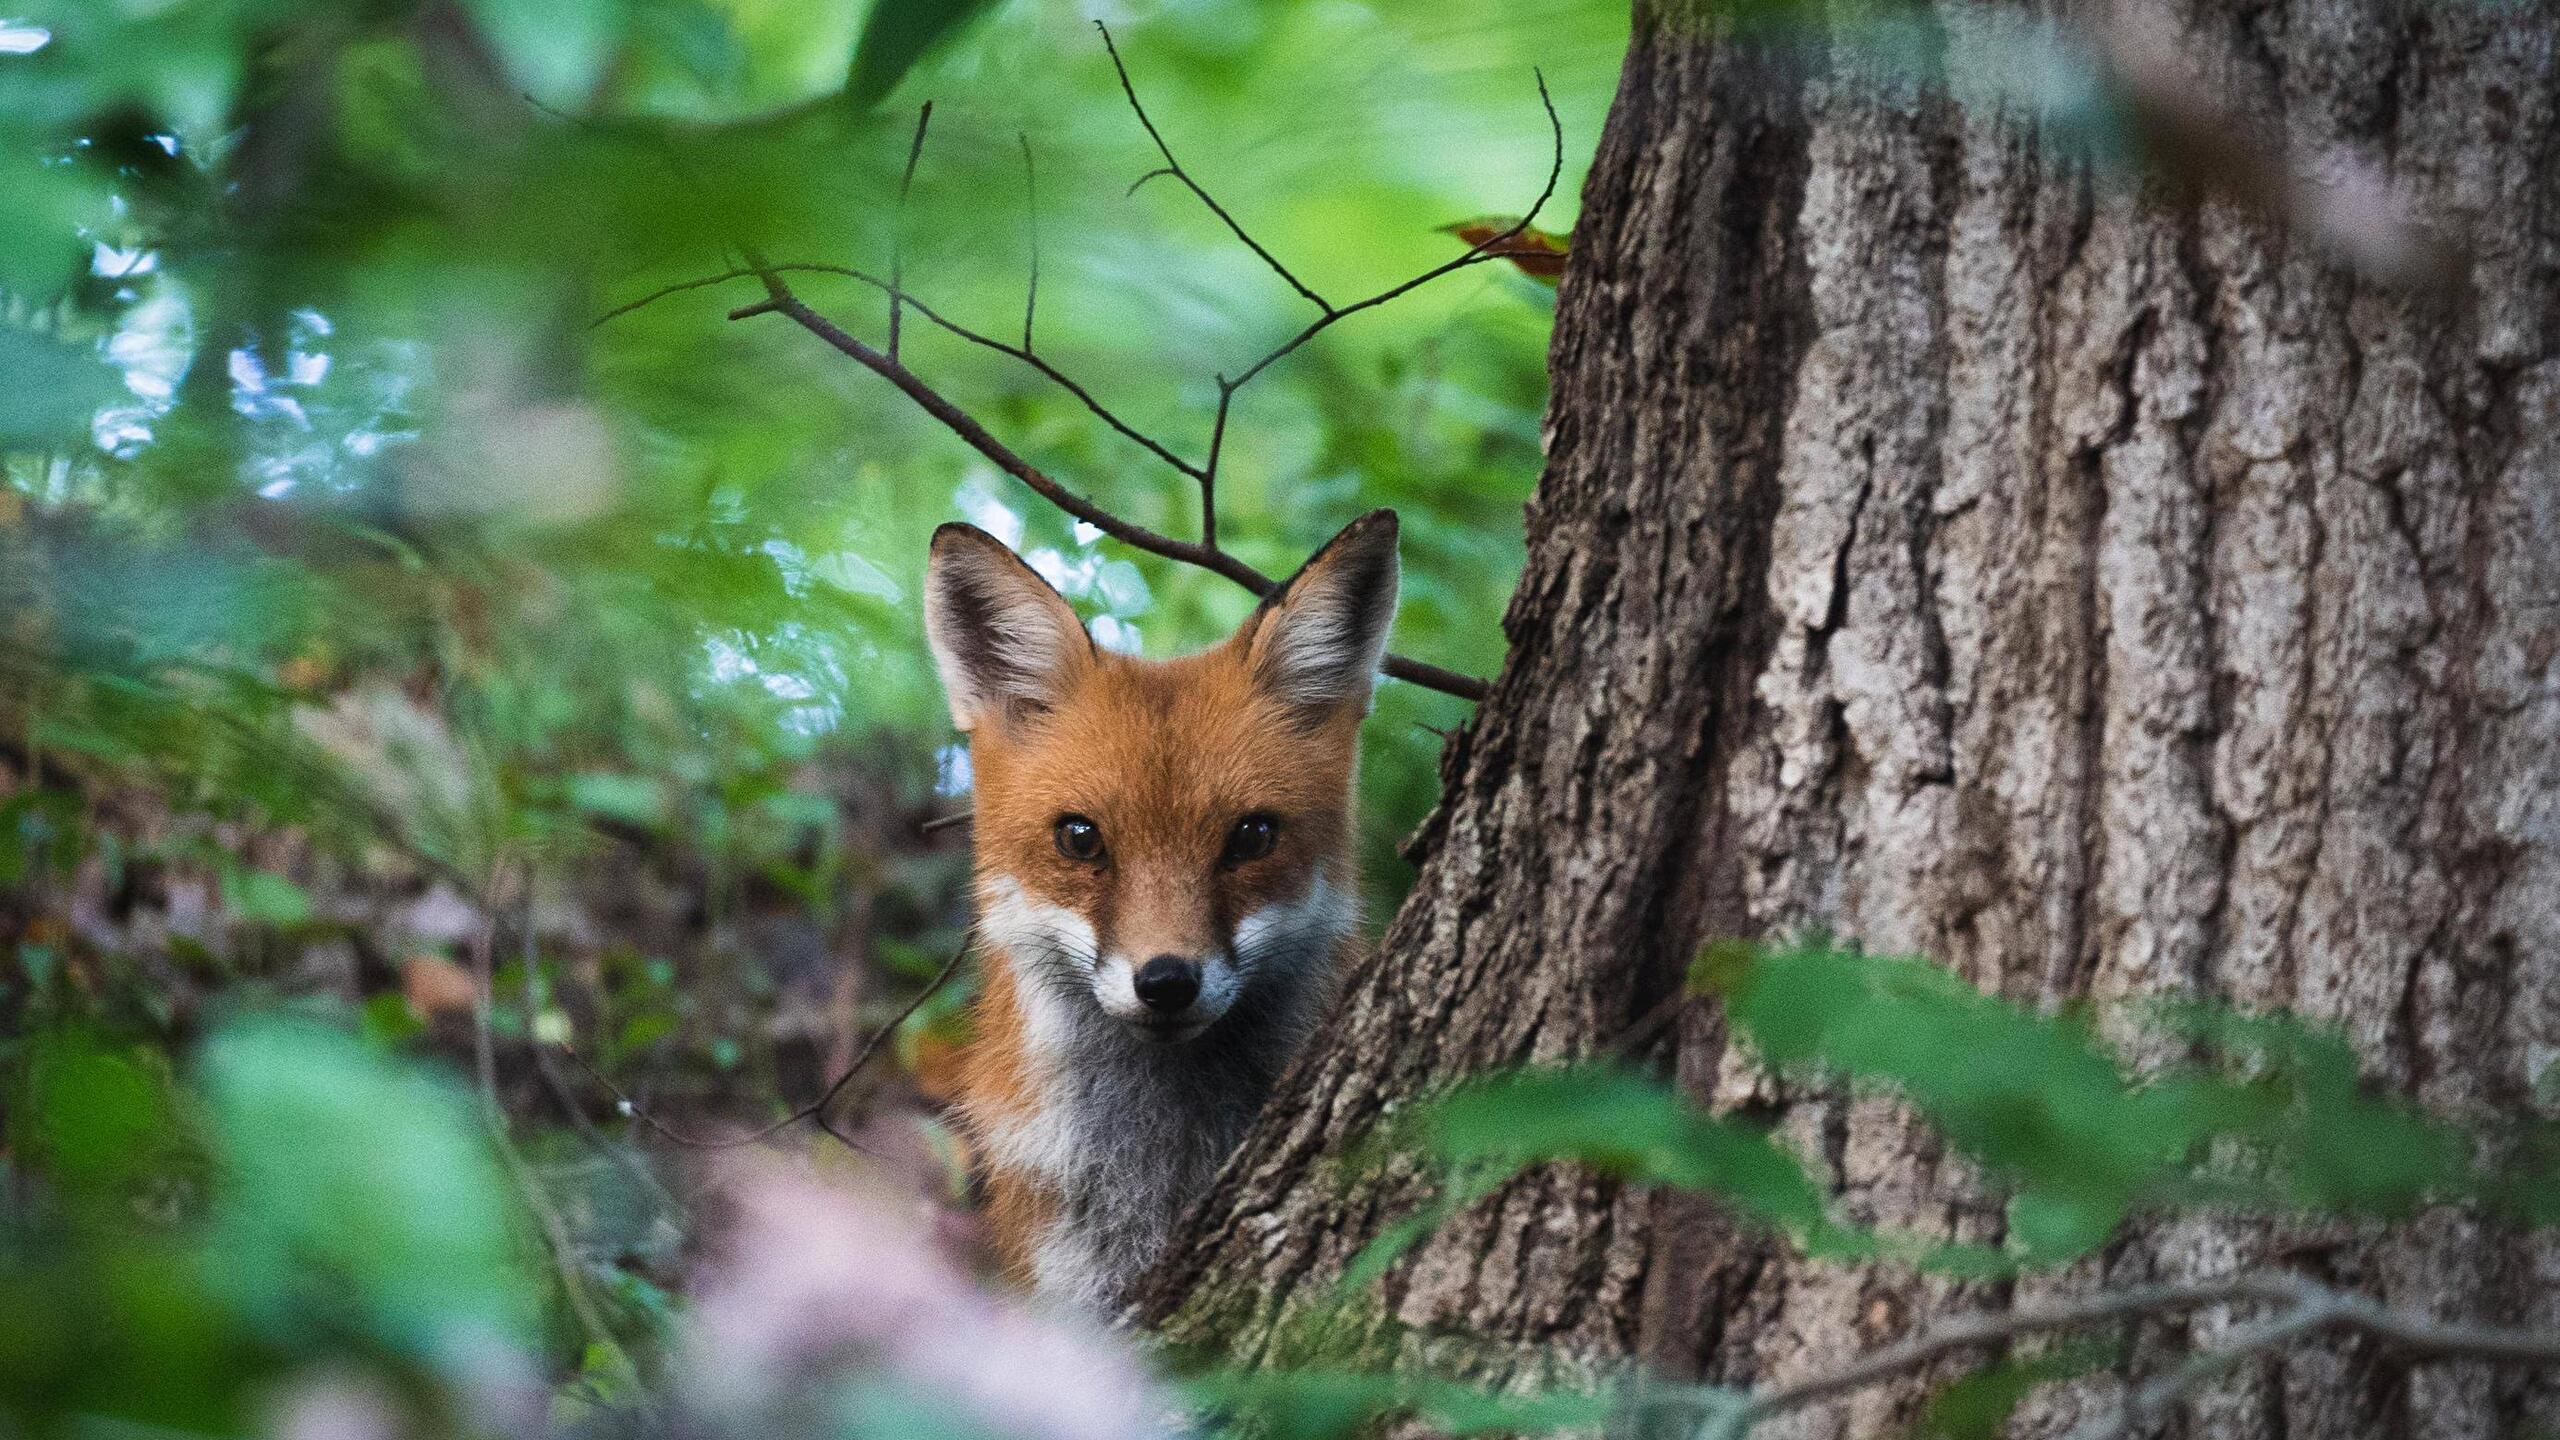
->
xmin=1133 ymin=2 xmax=2560 ymax=1437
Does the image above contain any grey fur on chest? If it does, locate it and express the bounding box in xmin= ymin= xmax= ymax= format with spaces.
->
xmin=1022 ymin=982 xmax=1315 ymax=1310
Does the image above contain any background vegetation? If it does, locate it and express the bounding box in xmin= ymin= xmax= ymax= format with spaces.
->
xmin=5 ymin=1 xmax=2552 ymax=1437
xmin=0 ymin=0 xmax=1619 ymax=1431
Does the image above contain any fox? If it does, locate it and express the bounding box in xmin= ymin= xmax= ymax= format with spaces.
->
xmin=922 ymin=510 xmax=1400 ymax=1311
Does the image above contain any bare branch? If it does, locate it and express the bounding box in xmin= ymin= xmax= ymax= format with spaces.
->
xmin=1727 ymin=1277 xmax=2298 ymax=1430
xmin=2059 ymin=1298 xmax=2338 ymax=1440
xmin=1182 ymin=64 xmax=1562 ymax=536
xmin=1095 ymin=19 xmax=1333 ymax=315
xmin=1685 ymin=1271 xmax=2560 ymax=1440
xmin=1200 ymin=382 xmax=1229 ymax=548
xmin=889 ymin=101 xmax=934 ymax=362
xmin=740 ymin=268 xmax=1264 ymax=585
xmin=588 ymin=32 xmax=1563 ymax=706
xmin=737 ymin=267 xmax=1491 ymax=700
xmin=608 ymin=261 xmax=1212 ymax=482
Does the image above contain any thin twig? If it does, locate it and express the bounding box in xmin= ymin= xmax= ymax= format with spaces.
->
xmin=468 ymin=865 xmax=634 ymax=1383
xmin=919 ymin=811 xmax=972 ymax=835
xmin=734 ymin=273 xmax=1491 ymax=701
xmin=1019 ymin=132 xmax=1040 ymax=353
xmin=890 ymin=101 xmax=933 ymax=362
xmin=1201 ymin=379 xmax=1228 ymax=548
xmin=516 ymin=894 xmax=682 ymax=1216
xmin=1220 ymin=69 xmax=1562 ymax=398
xmin=1095 ymin=19 xmax=1332 ymax=315
xmin=558 ymin=926 xmax=973 ymax=1153
xmin=2061 ymin=1298 xmax=2338 ymax=1440
xmin=608 ymin=261 xmax=1210 ymax=481
xmin=1732 ymin=1277 xmax=2298 ymax=1428
xmin=1696 ymin=1271 xmax=2560 ymax=1440
xmin=740 ymin=272 xmax=1256 ymax=584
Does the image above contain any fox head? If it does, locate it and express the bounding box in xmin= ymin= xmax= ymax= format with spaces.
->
xmin=925 ymin=512 xmax=1398 ymax=1045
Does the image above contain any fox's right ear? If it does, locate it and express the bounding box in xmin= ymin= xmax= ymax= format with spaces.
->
xmin=924 ymin=524 xmax=1093 ymax=731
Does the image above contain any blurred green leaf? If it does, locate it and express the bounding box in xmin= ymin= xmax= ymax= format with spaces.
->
xmin=0 ymin=326 xmax=118 ymax=446
xmin=846 ymin=0 xmax=999 ymax=111
xmin=14 ymin=1031 xmax=187 ymax=1197
xmin=0 ymin=161 xmax=109 ymax=296
xmin=568 ymin=771 xmax=669 ymax=826
xmin=219 ymin=865 xmax=315 ymax=928
xmin=462 ymin=0 xmax=630 ymax=109
xmin=1349 ymin=1066 xmax=1865 ymax=1288
xmin=1189 ymin=1368 xmax=1616 ymax=1440
xmin=198 ymin=1016 xmax=535 ymax=1363
xmin=359 ymin=991 xmax=427 ymax=1049
xmin=1918 ymin=1340 xmax=2118 ymax=1440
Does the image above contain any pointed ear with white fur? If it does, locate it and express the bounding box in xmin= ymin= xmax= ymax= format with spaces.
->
xmin=924 ymin=524 xmax=1093 ymax=730
xmin=1243 ymin=510 xmax=1400 ymax=714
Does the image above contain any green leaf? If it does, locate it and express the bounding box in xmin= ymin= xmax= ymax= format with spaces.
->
xmin=219 ymin=867 xmax=314 ymax=929
xmin=15 ymin=1032 xmax=187 ymax=1196
xmin=614 ymin=1010 xmax=678 ymax=1055
xmin=1186 ymin=1369 xmax=1617 ymax=1440
xmin=358 ymin=992 xmax=426 ymax=1050
xmin=1349 ymin=1066 xmax=1892 ymax=1290
xmin=845 ymin=0 xmax=1001 ymax=111
xmin=1416 ymin=1067 xmax=1833 ymax=1234
xmin=1919 ymin=1340 xmax=2119 ymax=1440
xmin=2003 ymin=1190 xmax=2123 ymax=1264
xmin=567 ymin=771 xmax=667 ymax=826
xmin=757 ymin=789 xmax=835 ymax=827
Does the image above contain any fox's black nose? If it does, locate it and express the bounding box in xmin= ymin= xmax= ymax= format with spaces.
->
xmin=1134 ymin=955 xmax=1202 ymax=1014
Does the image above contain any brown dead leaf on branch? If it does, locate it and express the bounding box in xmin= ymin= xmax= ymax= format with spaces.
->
xmin=1439 ymin=216 xmax=1571 ymax=283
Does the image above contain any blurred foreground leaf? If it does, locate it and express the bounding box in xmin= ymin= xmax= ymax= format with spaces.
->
xmin=846 ymin=0 xmax=999 ymax=111
xmin=199 ymin=1017 xmax=536 ymax=1366
xmin=0 ymin=327 xmax=119 ymax=447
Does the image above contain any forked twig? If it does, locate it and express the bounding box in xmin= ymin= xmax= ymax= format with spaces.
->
xmin=1671 ymin=1271 xmax=2560 ymax=1440
xmin=1093 ymin=19 xmax=1332 ymax=315
xmin=740 ymin=270 xmax=1497 ymax=701
xmin=601 ymin=260 xmax=1209 ymax=481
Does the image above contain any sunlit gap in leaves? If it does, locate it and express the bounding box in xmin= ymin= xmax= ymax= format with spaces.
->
xmin=951 ymin=474 xmax=1152 ymax=654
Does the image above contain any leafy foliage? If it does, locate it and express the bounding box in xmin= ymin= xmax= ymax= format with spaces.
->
xmin=1372 ymin=941 xmax=2558 ymax=1283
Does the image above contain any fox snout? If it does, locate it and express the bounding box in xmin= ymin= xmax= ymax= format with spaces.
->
xmin=1133 ymin=956 xmax=1199 ymax=1013
xmin=1096 ymin=944 xmax=1241 ymax=1042
xmin=1119 ymin=951 xmax=1216 ymax=1041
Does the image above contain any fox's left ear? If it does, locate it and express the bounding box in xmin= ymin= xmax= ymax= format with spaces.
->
xmin=1242 ymin=510 xmax=1400 ymax=714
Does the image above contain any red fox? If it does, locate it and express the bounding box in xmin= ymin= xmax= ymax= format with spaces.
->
xmin=923 ymin=512 xmax=1399 ymax=1310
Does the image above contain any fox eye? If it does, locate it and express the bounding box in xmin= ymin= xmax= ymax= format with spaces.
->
xmin=1221 ymin=813 xmax=1279 ymax=867
xmin=1054 ymin=814 xmax=1105 ymax=863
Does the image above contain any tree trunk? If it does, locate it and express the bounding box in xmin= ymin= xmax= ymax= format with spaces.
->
xmin=1134 ymin=2 xmax=2560 ymax=1437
